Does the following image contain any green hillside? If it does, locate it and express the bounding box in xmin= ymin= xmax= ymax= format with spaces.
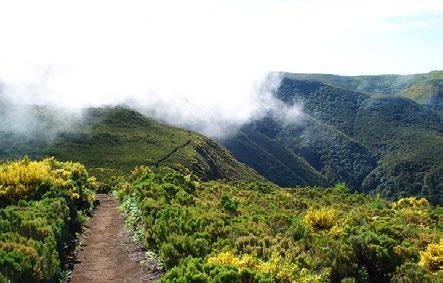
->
xmin=1 ymin=72 xmax=441 ymax=205
xmin=0 ymin=107 xmax=263 ymax=183
xmin=223 ymin=73 xmax=442 ymax=204
xmin=354 ymin=97 xmax=442 ymax=203
xmin=222 ymin=116 xmax=376 ymax=190
xmin=221 ymin=124 xmax=327 ymax=187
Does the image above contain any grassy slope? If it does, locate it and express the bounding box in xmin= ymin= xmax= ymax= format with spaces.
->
xmin=0 ymin=107 xmax=263 ymax=183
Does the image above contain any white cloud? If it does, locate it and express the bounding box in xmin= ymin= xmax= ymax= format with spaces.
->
xmin=0 ymin=0 xmax=441 ymax=136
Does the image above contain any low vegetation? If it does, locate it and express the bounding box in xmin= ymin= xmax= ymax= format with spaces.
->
xmin=0 ymin=158 xmax=96 ymax=282
xmin=116 ymin=166 xmax=441 ymax=282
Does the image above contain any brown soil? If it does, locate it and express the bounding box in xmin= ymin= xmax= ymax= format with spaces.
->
xmin=71 ymin=194 xmax=160 ymax=283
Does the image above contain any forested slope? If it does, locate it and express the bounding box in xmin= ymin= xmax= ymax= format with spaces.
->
xmin=222 ymin=72 xmax=442 ymax=204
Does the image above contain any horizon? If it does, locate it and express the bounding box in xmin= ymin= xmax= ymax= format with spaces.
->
xmin=278 ymin=69 xmax=442 ymax=76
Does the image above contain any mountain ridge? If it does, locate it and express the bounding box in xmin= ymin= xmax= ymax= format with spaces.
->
xmin=0 ymin=106 xmax=264 ymax=183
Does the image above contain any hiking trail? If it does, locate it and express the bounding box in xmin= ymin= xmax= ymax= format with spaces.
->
xmin=71 ymin=194 xmax=161 ymax=283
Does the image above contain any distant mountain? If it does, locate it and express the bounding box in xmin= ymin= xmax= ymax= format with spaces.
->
xmin=0 ymin=107 xmax=263 ymax=183
xmin=286 ymin=70 xmax=443 ymax=111
xmin=222 ymin=71 xmax=442 ymax=204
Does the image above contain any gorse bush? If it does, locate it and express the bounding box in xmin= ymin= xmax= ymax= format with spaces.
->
xmin=419 ymin=242 xmax=442 ymax=273
xmin=393 ymin=196 xmax=430 ymax=210
xmin=116 ymin=168 xmax=441 ymax=282
xmin=0 ymin=157 xmax=97 ymax=207
xmin=304 ymin=208 xmax=338 ymax=232
xmin=0 ymin=157 xmax=49 ymax=202
xmin=206 ymin=251 xmax=327 ymax=282
xmin=0 ymin=157 xmax=96 ymax=282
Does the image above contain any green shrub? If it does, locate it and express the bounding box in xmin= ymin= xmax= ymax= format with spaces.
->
xmin=0 ymin=158 xmax=96 ymax=282
xmin=221 ymin=194 xmax=238 ymax=213
xmin=116 ymin=169 xmax=440 ymax=282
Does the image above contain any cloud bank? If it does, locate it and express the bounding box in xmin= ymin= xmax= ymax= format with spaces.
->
xmin=0 ymin=0 xmax=441 ymax=137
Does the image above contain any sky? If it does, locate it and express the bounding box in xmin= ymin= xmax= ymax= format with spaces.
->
xmin=0 ymin=0 xmax=442 ymax=136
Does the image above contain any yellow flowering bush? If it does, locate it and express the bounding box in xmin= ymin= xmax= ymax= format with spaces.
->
xmin=393 ymin=196 xmax=429 ymax=210
xmin=0 ymin=158 xmax=50 ymax=202
xmin=207 ymin=251 xmax=258 ymax=269
xmin=419 ymin=242 xmax=442 ymax=272
xmin=305 ymin=208 xmax=338 ymax=232
xmin=391 ymin=197 xmax=432 ymax=226
xmin=329 ymin=225 xmax=343 ymax=238
xmin=0 ymin=157 xmax=97 ymax=204
xmin=130 ymin=165 xmax=153 ymax=179
xmin=256 ymin=253 xmax=298 ymax=281
xmin=207 ymin=251 xmax=328 ymax=282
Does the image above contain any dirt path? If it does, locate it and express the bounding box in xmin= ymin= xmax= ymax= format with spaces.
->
xmin=71 ymin=194 xmax=159 ymax=283
xmin=149 ymin=139 xmax=192 ymax=168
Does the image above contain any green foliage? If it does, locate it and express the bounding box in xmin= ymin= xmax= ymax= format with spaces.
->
xmin=391 ymin=262 xmax=436 ymax=283
xmin=117 ymin=169 xmax=440 ymax=282
xmin=291 ymin=216 xmax=307 ymax=241
xmin=221 ymin=194 xmax=238 ymax=213
xmin=0 ymin=158 xmax=95 ymax=282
